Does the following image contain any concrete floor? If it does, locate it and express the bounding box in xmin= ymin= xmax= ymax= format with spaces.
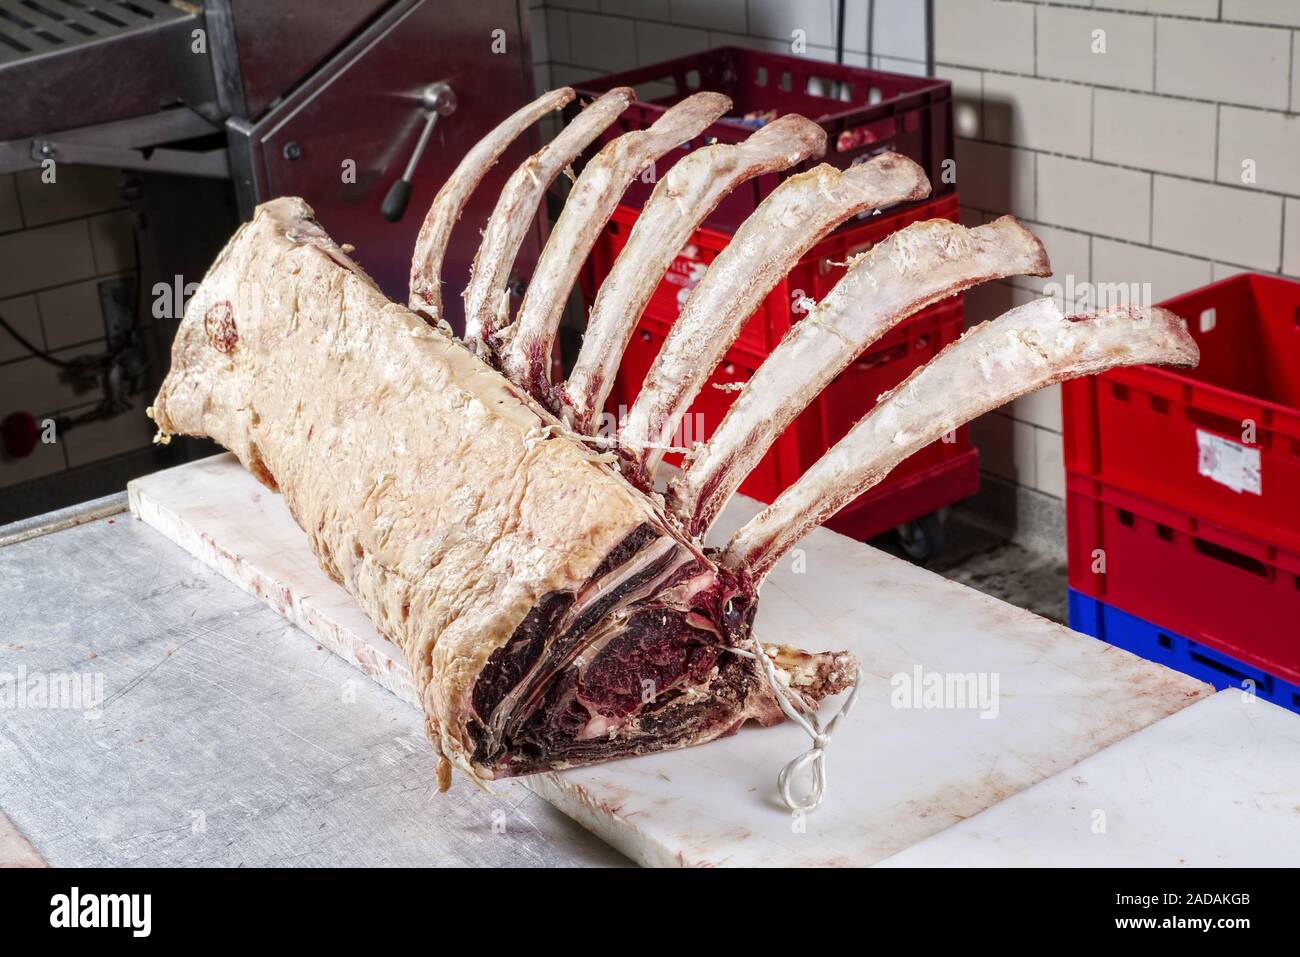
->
xmin=870 ymin=514 xmax=1070 ymax=626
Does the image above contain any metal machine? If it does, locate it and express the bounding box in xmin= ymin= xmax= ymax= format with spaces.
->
xmin=0 ymin=0 xmax=540 ymax=520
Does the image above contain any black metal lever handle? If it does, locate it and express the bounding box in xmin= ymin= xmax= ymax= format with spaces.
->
xmin=383 ymin=82 xmax=457 ymax=223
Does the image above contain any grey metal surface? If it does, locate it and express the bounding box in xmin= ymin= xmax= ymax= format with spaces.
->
xmin=217 ymin=0 xmax=394 ymax=120
xmin=0 ymin=0 xmax=215 ymax=140
xmin=0 ymin=509 xmax=625 ymax=867
xmin=0 ymin=491 xmax=126 ymax=548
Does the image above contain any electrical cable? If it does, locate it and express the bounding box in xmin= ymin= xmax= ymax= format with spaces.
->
xmin=0 ymin=310 xmax=74 ymax=368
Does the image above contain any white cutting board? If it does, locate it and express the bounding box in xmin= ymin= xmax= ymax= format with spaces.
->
xmin=128 ymin=454 xmax=1209 ymax=866
xmin=877 ymin=689 xmax=1300 ymax=866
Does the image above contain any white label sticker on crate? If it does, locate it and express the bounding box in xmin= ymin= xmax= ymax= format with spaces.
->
xmin=1196 ymin=429 xmax=1261 ymax=495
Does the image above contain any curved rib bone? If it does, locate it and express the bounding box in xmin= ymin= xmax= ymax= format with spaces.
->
xmin=561 ymin=114 xmax=828 ymax=434
xmin=673 ymin=216 xmax=1050 ymax=535
xmin=463 ymin=88 xmax=636 ymax=351
xmin=408 ymin=87 xmax=574 ymax=325
xmin=722 ymin=299 xmax=1199 ymax=582
xmin=620 ymin=154 xmax=930 ymax=479
xmin=495 ymin=91 xmax=733 ymax=388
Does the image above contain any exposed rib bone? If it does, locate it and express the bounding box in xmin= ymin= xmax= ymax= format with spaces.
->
xmin=722 ymin=299 xmax=1200 ymax=581
xmin=408 ymin=88 xmax=574 ymax=325
xmin=673 ymin=216 xmax=1050 ymax=535
xmin=620 ymin=154 xmax=930 ymax=479
xmin=560 ymin=115 xmax=828 ymax=434
xmin=495 ymin=92 xmax=733 ymax=388
xmin=462 ymin=88 xmax=636 ymax=351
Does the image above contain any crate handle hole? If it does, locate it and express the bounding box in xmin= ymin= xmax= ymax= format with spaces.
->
xmin=1157 ymin=633 xmax=1173 ymax=650
xmin=868 ymin=86 xmax=883 ymax=104
xmin=1110 ymin=382 xmax=1130 ymax=402
xmin=1188 ymin=648 xmax=1260 ymax=689
xmin=755 ymin=66 xmax=768 ymax=87
xmin=685 ymin=69 xmax=701 ymax=90
xmin=1198 ymin=307 xmax=1216 ymax=333
xmin=1149 ymin=395 xmax=1169 ymax=415
xmin=1294 ymin=304 xmax=1300 ymax=328
xmin=1155 ymin=523 xmax=1174 ymax=542
xmin=1192 ymin=536 xmax=1270 ymax=579
xmin=1117 ymin=509 xmax=1135 ymax=528
xmin=779 ymin=70 xmax=793 ymax=92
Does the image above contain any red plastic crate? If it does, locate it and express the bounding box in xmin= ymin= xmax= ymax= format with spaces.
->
xmin=1067 ymin=472 xmax=1300 ymax=687
xmin=573 ymin=46 xmax=953 ymax=233
xmin=582 ymin=192 xmax=963 ymax=366
xmin=1063 ymin=273 xmax=1300 ymax=556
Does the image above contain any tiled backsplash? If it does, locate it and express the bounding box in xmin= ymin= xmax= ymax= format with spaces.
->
xmin=0 ymin=165 xmax=153 ymax=493
xmin=934 ymin=0 xmax=1300 ymax=506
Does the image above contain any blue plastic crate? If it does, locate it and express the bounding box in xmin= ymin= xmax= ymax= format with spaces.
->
xmin=1069 ymin=589 xmax=1300 ymax=715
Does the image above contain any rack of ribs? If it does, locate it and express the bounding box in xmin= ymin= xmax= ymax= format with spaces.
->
xmin=149 ymin=88 xmax=1198 ymax=790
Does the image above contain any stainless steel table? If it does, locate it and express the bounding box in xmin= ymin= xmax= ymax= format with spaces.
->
xmin=0 ymin=496 xmax=625 ymax=867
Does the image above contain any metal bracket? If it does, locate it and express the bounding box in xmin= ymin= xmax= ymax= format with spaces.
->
xmin=0 ymin=108 xmax=227 ymax=177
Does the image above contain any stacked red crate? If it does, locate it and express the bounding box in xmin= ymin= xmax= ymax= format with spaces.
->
xmin=1062 ymin=273 xmax=1300 ymax=685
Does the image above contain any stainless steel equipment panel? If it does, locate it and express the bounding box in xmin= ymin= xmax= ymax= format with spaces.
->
xmin=229 ymin=0 xmax=540 ymax=319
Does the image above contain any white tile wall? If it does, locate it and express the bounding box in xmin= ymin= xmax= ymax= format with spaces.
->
xmin=746 ymin=0 xmax=836 ymax=48
xmin=1101 ymin=0 xmax=1217 ymax=15
xmin=971 ymin=412 xmax=1038 ymax=487
xmin=1035 ymin=427 xmax=1065 ymax=498
xmin=0 ymin=164 xmax=143 ymax=492
xmin=1222 ymin=0 xmax=1300 ymax=28
xmin=1151 ymin=175 xmax=1283 ymax=269
xmin=981 ymin=73 xmax=1092 ymax=155
xmin=1155 ymin=18 xmax=1290 ymax=109
xmin=955 ymin=139 xmax=1036 ymax=217
xmin=934 ymin=0 xmax=1036 ymax=74
xmin=1283 ymin=198 xmax=1300 ymax=277
xmin=1013 ymin=383 xmax=1063 ymax=433
xmin=934 ymin=64 xmax=982 ymax=137
xmin=567 ymin=11 xmax=638 ymax=72
xmin=1035 ymin=6 xmax=1155 ymax=91
xmin=38 ymin=278 xmax=108 ymax=351
xmin=1005 ymin=219 xmax=1091 ymax=301
xmin=1293 ymin=32 xmax=1299 ymax=110
xmin=1036 ymin=154 xmax=1151 ymax=243
xmin=1091 ymin=237 xmax=1214 ymax=302
xmin=868 ymin=0 xmax=929 ymax=61
xmin=0 ymin=221 xmax=97 ymax=300
xmin=0 ymin=295 xmax=43 ymax=364
xmin=14 ymin=166 xmax=122 ymax=228
xmin=1216 ymin=106 xmax=1300 ymax=195
xmin=669 ymin=0 xmax=746 ymax=33
xmin=1093 ymin=89 xmax=1216 ymax=179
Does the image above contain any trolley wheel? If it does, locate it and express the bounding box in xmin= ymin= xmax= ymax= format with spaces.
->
xmin=895 ymin=511 xmax=946 ymax=563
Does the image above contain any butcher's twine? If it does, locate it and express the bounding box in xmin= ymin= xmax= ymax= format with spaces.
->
xmin=729 ymin=643 xmax=863 ymax=813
